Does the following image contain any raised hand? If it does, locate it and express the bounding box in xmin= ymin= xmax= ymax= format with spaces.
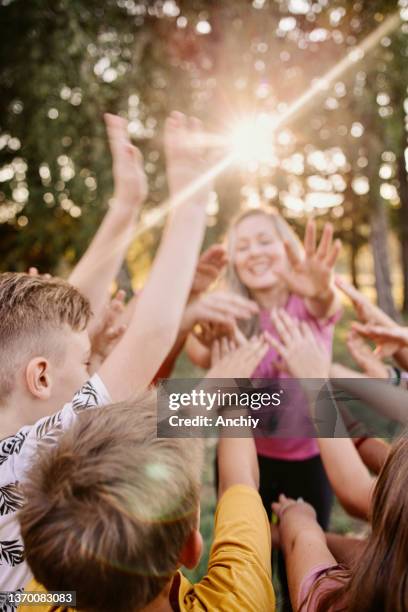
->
xmin=267 ymin=309 xmax=331 ymax=379
xmin=182 ymin=290 xmax=259 ymax=335
xmin=190 ymin=244 xmax=228 ymax=296
xmin=164 ymin=111 xmax=213 ymax=205
xmin=104 ymin=113 xmax=148 ymax=209
xmin=346 ymin=329 xmax=389 ymax=378
xmin=207 ymin=335 xmax=270 ymax=379
xmin=351 ymin=322 xmax=408 ymax=359
xmin=278 ymin=219 xmax=341 ymax=301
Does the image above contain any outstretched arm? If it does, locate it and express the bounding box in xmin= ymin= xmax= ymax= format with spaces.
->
xmin=268 ymin=310 xmax=375 ymax=519
xmin=273 ymin=496 xmax=336 ymax=610
xmin=207 ymin=337 xmax=269 ymax=497
xmin=69 ymin=114 xmax=147 ymax=321
xmin=98 ymin=113 xmax=212 ymax=400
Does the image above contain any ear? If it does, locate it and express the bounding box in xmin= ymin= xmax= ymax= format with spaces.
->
xmin=178 ymin=528 xmax=203 ymax=570
xmin=25 ymin=357 xmax=53 ymax=400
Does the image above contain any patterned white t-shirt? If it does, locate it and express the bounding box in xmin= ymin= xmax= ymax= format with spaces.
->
xmin=0 ymin=375 xmax=111 ymax=610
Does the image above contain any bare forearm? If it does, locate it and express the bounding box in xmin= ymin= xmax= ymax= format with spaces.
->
xmin=99 ymin=202 xmax=207 ymax=399
xmin=305 ymin=289 xmax=340 ymax=320
xmin=326 ymin=533 xmax=365 ymax=566
xmin=218 ymin=434 xmax=259 ymax=497
xmin=317 ymin=438 xmax=373 ymax=519
xmin=330 ymin=363 xmax=367 ymax=379
xmin=69 ymin=203 xmax=138 ymax=319
xmin=330 ymin=375 xmax=408 ymax=425
xmin=357 ymin=437 xmax=390 ymax=475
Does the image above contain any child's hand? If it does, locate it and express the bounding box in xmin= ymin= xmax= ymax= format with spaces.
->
xmin=277 ymin=220 xmax=341 ymax=301
xmin=88 ymin=290 xmax=127 ymax=370
xmin=207 ymin=335 xmax=269 ymax=379
xmin=268 ymin=309 xmax=331 ymax=378
xmin=190 ymin=244 xmax=228 ymax=296
xmin=351 ymin=322 xmax=408 ymax=358
xmin=105 ymin=113 xmax=148 ymax=209
xmin=164 ymin=111 xmax=213 ymax=205
xmin=346 ymin=330 xmax=389 ymax=378
xmin=272 ymin=493 xmax=317 ymax=523
xmin=183 ymin=291 xmax=258 ymax=334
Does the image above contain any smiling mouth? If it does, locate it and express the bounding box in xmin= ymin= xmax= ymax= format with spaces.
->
xmin=247 ymin=262 xmax=271 ymax=276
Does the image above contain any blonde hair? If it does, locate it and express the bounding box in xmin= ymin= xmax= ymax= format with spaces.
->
xmin=19 ymin=395 xmax=204 ymax=612
xmin=0 ymin=272 xmax=91 ymax=403
xmin=222 ymin=206 xmax=303 ymax=335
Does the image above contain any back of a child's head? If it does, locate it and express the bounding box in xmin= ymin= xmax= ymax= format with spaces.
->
xmin=0 ymin=272 xmax=91 ymax=404
xmin=19 ymin=393 xmax=203 ymax=612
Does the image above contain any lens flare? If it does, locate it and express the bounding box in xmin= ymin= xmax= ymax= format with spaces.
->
xmin=228 ymin=115 xmax=276 ymax=164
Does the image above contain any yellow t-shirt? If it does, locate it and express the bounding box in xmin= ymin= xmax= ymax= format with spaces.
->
xmin=19 ymin=485 xmax=275 ymax=612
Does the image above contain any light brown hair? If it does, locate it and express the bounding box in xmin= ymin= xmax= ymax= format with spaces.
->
xmin=301 ymin=434 xmax=408 ymax=612
xmin=19 ymin=394 xmax=203 ymax=612
xmin=0 ymin=272 xmax=91 ymax=403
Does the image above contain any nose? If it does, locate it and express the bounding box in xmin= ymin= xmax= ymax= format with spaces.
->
xmin=246 ymin=242 xmax=265 ymax=257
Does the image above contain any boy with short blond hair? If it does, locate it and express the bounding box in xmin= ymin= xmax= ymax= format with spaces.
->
xmin=0 ymin=111 xmax=213 ymax=598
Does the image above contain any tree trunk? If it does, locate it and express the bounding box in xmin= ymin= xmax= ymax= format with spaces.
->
xmin=349 ymin=240 xmax=359 ymax=289
xmin=397 ymin=145 xmax=408 ymax=313
xmin=369 ymin=198 xmax=399 ymax=320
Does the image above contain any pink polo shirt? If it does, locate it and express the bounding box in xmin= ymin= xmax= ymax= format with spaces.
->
xmin=252 ymin=294 xmax=341 ymax=461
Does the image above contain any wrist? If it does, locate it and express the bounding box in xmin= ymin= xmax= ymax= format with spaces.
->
xmin=111 ymin=192 xmax=143 ymax=216
xmin=313 ymin=286 xmax=335 ymax=305
xmin=180 ymin=303 xmax=198 ymax=333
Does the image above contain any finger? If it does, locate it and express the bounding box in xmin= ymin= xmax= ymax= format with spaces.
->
xmin=28 ymin=267 xmax=39 ymax=276
xmin=279 ymin=309 xmax=302 ymax=341
xmin=206 ymin=296 xmax=257 ymax=320
xmin=199 ymin=244 xmax=227 ymax=265
xmin=325 ymin=239 xmax=342 ymax=268
xmin=231 ymin=323 xmax=247 ymax=347
xmin=316 ymin=223 xmax=333 ymax=260
xmin=204 ymin=312 xmax=235 ymax=328
xmin=220 ymin=336 xmax=230 ymax=360
xmin=271 ymin=309 xmax=295 ymax=344
xmin=106 ymin=324 xmax=126 ymax=341
xmin=228 ymin=338 xmax=237 ymax=352
xmin=264 ymin=331 xmax=287 ymax=358
xmin=283 ymin=239 xmax=302 ymax=268
xmin=196 ymin=263 xmax=220 ymax=278
xmin=220 ymin=293 xmax=259 ymax=314
xmin=304 ymin=218 xmax=317 ymax=257
xmin=211 ymin=339 xmax=221 ymax=365
xmin=334 ymin=276 xmax=362 ymax=304
xmin=300 ymin=321 xmax=315 ymax=343
xmin=208 ymin=300 xmax=253 ymax=321
xmin=351 ymin=322 xmax=373 ymax=337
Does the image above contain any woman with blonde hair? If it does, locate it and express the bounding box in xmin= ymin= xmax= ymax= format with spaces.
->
xmin=187 ymin=205 xmax=342 ymax=608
